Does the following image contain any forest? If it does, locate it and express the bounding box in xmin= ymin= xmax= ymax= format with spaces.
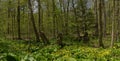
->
xmin=0 ymin=0 xmax=120 ymax=61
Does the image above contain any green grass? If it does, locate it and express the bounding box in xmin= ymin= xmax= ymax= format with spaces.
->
xmin=0 ymin=38 xmax=120 ymax=61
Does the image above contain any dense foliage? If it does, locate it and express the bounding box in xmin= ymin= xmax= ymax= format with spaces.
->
xmin=0 ymin=0 xmax=120 ymax=61
xmin=0 ymin=38 xmax=120 ymax=61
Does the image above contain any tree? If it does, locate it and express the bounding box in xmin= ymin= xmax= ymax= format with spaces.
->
xmin=64 ymin=0 xmax=70 ymax=35
xmin=28 ymin=0 xmax=40 ymax=42
xmin=37 ymin=0 xmax=41 ymax=32
xmin=52 ymin=0 xmax=56 ymax=38
xmin=111 ymin=0 xmax=115 ymax=48
xmin=94 ymin=0 xmax=99 ymax=37
xmin=98 ymin=0 xmax=104 ymax=47
xmin=102 ymin=0 xmax=107 ymax=37
xmin=116 ymin=0 xmax=120 ymax=42
xmin=72 ymin=0 xmax=81 ymax=41
xmin=17 ymin=0 xmax=21 ymax=39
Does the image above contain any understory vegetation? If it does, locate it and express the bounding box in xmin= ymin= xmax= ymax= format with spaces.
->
xmin=1 ymin=0 xmax=120 ymax=61
xmin=0 ymin=38 xmax=120 ymax=61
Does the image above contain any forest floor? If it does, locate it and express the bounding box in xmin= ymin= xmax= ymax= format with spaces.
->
xmin=0 ymin=38 xmax=120 ymax=61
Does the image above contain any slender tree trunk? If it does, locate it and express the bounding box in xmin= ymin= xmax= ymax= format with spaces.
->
xmin=98 ymin=0 xmax=104 ymax=47
xmin=72 ymin=0 xmax=80 ymax=41
xmin=94 ymin=0 xmax=98 ymax=37
xmin=7 ymin=0 xmax=11 ymax=37
xmin=37 ymin=0 xmax=41 ymax=32
xmin=52 ymin=0 xmax=56 ymax=38
xmin=111 ymin=0 xmax=115 ymax=48
xmin=37 ymin=0 xmax=50 ymax=45
xmin=117 ymin=1 xmax=120 ymax=42
xmin=59 ymin=0 xmax=64 ymax=34
xmin=17 ymin=0 xmax=21 ymax=39
xmin=11 ymin=9 xmax=15 ymax=39
xmin=28 ymin=0 xmax=40 ymax=42
xmin=81 ymin=0 xmax=87 ymax=35
xmin=13 ymin=8 xmax=16 ymax=39
xmin=102 ymin=0 xmax=107 ymax=37
xmin=64 ymin=0 xmax=70 ymax=35
xmin=116 ymin=0 xmax=120 ymax=42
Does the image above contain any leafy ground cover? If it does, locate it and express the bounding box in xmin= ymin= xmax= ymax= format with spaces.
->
xmin=0 ymin=38 xmax=120 ymax=61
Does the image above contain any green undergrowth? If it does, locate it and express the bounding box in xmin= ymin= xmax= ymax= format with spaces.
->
xmin=0 ymin=38 xmax=120 ymax=61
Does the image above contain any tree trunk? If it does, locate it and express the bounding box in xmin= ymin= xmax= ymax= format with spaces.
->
xmin=64 ymin=0 xmax=70 ymax=35
xmin=28 ymin=0 xmax=40 ymax=42
xmin=111 ymin=0 xmax=115 ymax=48
xmin=116 ymin=1 xmax=120 ymax=42
xmin=98 ymin=0 xmax=104 ymax=47
xmin=94 ymin=0 xmax=98 ymax=37
xmin=17 ymin=0 xmax=21 ymax=39
xmin=37 ymin=0 xmax=41 ymax=32
xmin=37 ymin=0 xmax=50 ymax=45
xmin=102 ymin=0 xmax=107 ymax=37
xmin=52 ymin=0 xmax=56 ymax=38
xmin=72 ymin=0 xmax=80 ymax=41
